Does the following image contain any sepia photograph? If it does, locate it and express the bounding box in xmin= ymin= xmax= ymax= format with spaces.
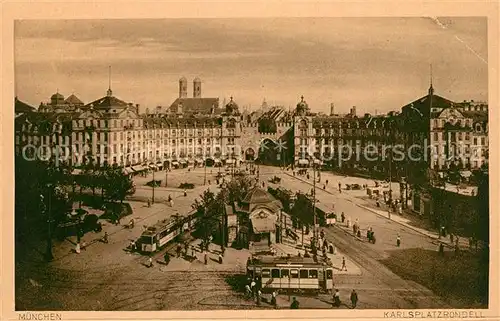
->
xmin=5 ymin=7 xmax=496 ymax=318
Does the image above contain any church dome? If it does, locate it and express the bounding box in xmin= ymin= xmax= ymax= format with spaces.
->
xmin=295 ymin=95 xmax=309 ymax=114
xmin=51 ymin=92 xmax=65 ymax=100
xmin=225 ymin=96 xmax=239 ymax=114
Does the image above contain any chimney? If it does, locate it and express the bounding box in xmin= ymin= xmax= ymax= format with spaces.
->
xmin=136 ymin=104 xmax=140 ymax=114
xmin=330 ymin=103 xmax=335 ymax=116
xmin=351 ymin=106 xmax=357 ymax=117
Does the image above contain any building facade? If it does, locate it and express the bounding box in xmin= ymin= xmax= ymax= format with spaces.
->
xmin=15 ymin=81 xmax=489 ymax=179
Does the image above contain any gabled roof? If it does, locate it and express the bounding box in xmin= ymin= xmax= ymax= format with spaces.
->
xmin=65 ymin=94 xmax=84 ymax=105
xmin=15 ymin=97 xmax=36 ymax=113
xmin=401 ymin=92 xmax=454 ymax=118
xmin=85 ymin=95 xmax=129 ymax=109
xmin=169 ymin=98 xmax=220 ymax=115
xmin=243 ymin=187 xmax=276 ymax=204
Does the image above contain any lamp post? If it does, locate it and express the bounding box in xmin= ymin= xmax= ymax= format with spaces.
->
xmin=310 ymin=155 xmax=317 ymax=244
xmin=43 ymin=184 xmax=54 ymax=261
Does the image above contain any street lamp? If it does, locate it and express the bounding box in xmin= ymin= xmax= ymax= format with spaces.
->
xmin=42 ymin=184 xmax=54 ymax=261
xmin=309 ymin=155 xmax=318 ymax=244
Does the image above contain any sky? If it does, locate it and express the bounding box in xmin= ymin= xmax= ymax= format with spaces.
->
xmin=14 ymin=17 xmax=488 ymax=115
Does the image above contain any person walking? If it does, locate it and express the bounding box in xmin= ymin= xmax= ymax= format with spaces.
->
xmin=341 ymin=212 xmax=345 ymax=223
xmin=333 ymin=289 xmax=341 ymax=307
xmin=350 ymin=289 xmax=358 ymax=308
xmin=290 ymin=297 xmax=300 ymax=309
xmin=245 ymin=284 xmax=252 ymax=299
xmin=256 ymin=289 xmax=262 ymax=306
xmin=148 ymin=257 xmax=153 ymax=268
xmin=338 ymin=182 xmax=342 ymax=193
xmin=271 ymin=291 xmax=277 ymax=308
xmin=326 ymin=179 xmax=329 ymax=186
xmin=204 ymin=251 xmax=208 ymax=265
xmin=396 ymin=234 xmax=401 ymax=247
xmin=102 ymin=232 xmax=109 ymax=244
xmin=341 ymin=257 xmax=347 ymax=271
xmin=438 ymin=242 xmax=445 ymax=257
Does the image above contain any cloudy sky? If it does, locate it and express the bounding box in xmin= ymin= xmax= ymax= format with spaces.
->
xmin=15 ymin=17 xmax=487 ymax=115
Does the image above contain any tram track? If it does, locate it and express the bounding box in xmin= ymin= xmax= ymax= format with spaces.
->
xmin=326 ymin=225 xmax=449 ymax=308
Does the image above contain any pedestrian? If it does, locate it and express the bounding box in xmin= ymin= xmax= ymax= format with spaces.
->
xmin=256 ymin=289 xmax=262 ymax=305
xmin=439 ymin=242 xmax=445 ymax=256
xmin=218 ymin=253 xmax=223 ymax=264
xmin=341 ymin=257 xmax=347 ymax=271
xmin=356 ymin=230 xmax=361 ymax=238
xmin=147 ymin=199 xmax=151 ymax=207
xmin=290 ymin=297 xmax=300 ymax=309
xmin=184 ymin=190 xmax=187 ymax=197
xmin=176 ymin=244 xmax=182 ymax=257
xmin=341 ymin=212 xmax=345 ymax=223
xmin=323 ymin=184 xmax=326 ymax=190
xmin=184 ymin=242 xmax=189 ymax=255
xmin=245 ymin=284 xmax=252 ymax=299
xmin=333 ymin=289 xmax=341 ymax=307
xmin=271 ymin=291 xmax=277 ymax=308
xmin=338 ymin=182 xmax=342 ymax=193
xmin=164 ymin=252 xmax=170 ymax=265
xmin=326 ymin=179 xmax=329 ymax=186
xmin=81 ymin=240 xmax=87 ymax=251
xmin=350 ymin=289 xmax=358 ymax=308
xmin=102 ymin=232 xmax=109 ymax=243
xmin=366 ymin=228 xmax=371 ymax=240
xmin=148 ymin=257 xmax=153 ymax=268
xmin=204 ymin=251 xmax=208 ymax=265
xmin=396 ymin=234 xmax=401 ymax=247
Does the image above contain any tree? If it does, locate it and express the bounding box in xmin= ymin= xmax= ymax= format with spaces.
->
xmin=107 ymin=169 xmax=135 ymax=204
xmin=192 ymin=189 xmax=219 ymax=250
xmin=291 ymin=192 xmax=314 ymax=245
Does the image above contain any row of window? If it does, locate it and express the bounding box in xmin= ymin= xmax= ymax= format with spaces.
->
xmin=432 ymin=132 xmax=486 ymax=145
xmin=262 ymin=268 xmax=333 ymax=280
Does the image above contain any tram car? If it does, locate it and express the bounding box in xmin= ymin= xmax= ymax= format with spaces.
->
xmin=315 ymin=202 xmax=335 ymax=227
xmin=246 ymin=256 xmax=334 ymax=294
xmin=139 ymin=210 xmax=198 ymax=253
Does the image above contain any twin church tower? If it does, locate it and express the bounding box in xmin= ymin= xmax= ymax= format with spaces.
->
xmin=179 ymin=77 xmax=202 ymax=99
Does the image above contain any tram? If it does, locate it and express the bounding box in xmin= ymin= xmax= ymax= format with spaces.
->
xmin=139 ymin=210 xmax=198 ymax=253
xmin=246 ymin=256 xmax=334 ymax=294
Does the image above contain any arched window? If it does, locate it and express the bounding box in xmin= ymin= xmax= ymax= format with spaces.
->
xmin=226 ymin=118 xmax=236 ymax=129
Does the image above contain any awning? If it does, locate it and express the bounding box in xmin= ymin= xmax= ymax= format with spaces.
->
xmin=132 ymin=165 xmax=146 ymax=172
xmin=71 ymin=169 xmax=82 ymax=175
xmin=149 ymin=164 xmax=157 ymax=170
xmin=156 ymin=162 xmax=162 ymax=167
xmin=313 ymin=159 xmax=323 ymax=165
xmin=172 ymin=161 xmax=180 ymax=166
xmin=251 ymin=215 xmax=276 ymax=234
xmin=179 ymin=159 xmax=187 ymax=164
xmin=214 ymin=158 xmax=221 ymax=163
xmin=195 ymin=158 xmax=204 ymax=163
xmin=124 ymin=167 xmax=134 ymax=174
xmin=187 ymin=159 xmax=194 ymax=164
xmin=298 ymin=159 xmax=309 ymax=165
xmin=226 ymin=159 xmax=235 ymax=164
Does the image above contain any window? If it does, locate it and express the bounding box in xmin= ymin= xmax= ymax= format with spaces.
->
xmin=189 ymin=139 xmax=193 ymax=143
xmin=262 ymin=269 xmax=270 ymax=277
xmin=433 ymin=132 xmax=438 ymax=141
xmin=481 ymin=137 xmax=486 ymax=145
xmin=474 ymin=138 xmax=478 ymax=145
xmin=309 ymin=270 xmax=318 ymax=279
xmin=458 ymin=132 xmax=463 ymax=140
xmin=280 ymin=269 xmax=289 ymax=278
xmin=326 ymin=269 xmax=333 ymax=280
xmin=299 ymin=270 xmax=309 ymax=278
xmin=290 ymin=269 xmax=299 ymax=279
xmin=271 ymin=269 xmax=280 ymax=278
